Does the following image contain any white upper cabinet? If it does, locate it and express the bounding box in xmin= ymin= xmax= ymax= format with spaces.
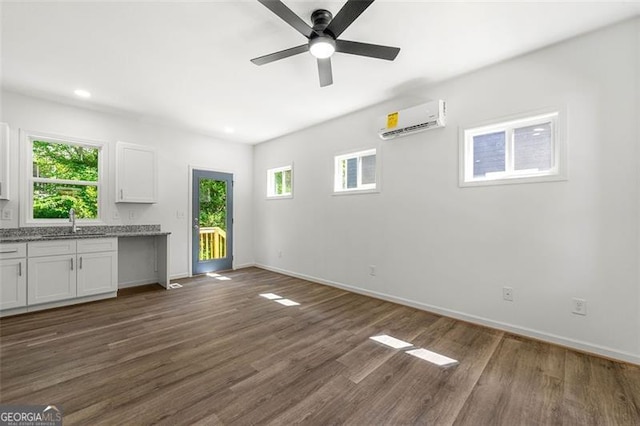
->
xmin=115 ymin=141 xmax=158 ymax=203
xmin=0 ymin=123 xmax=9 ymax=200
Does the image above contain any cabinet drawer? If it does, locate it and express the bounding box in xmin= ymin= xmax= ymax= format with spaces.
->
xmin=28 ymin=240 xmax=76 ymax=257
xmin=77 ymin=238 xmax=117 ymax=253
xmin=0 ymin=243 xmax=27 ymax=260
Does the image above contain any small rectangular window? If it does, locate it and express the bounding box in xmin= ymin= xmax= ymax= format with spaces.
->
xmin=26 ymin=135 xmax=104 ymax=222
xmin=267 ymin=165 xmax=293 ymax=198
xmin=334 ymin=149 xmax=377 ymax=193
xmin=460 ymin=111 xmax=564 ymax=186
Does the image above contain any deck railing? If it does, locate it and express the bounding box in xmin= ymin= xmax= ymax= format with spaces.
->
xmin=199 ymin=227 xmax=226 ymax=260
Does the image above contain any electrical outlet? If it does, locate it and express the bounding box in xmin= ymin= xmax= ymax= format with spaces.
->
xmin=503 ymin=287 xmax=514 ymax=302
xmin=572 ymin=298 xmax=587 ymax=315
xmin=369 ymin=265 xmax=376 ymax=276
xmin=112 ymin=211 xmax=120 ymax=220
xmin=1 ymin=209 xmax=12 ymax=220
xmin=278 ymin=251 xmax=282 ymax=258
xmin=129 ymin=210 xmax=136 ymax=220
xmin=176 ymin=210 xmax=185 ymax=220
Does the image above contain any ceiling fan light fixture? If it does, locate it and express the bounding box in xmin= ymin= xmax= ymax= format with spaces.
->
xmin=309 ymin=36 xmax=336 ymax=59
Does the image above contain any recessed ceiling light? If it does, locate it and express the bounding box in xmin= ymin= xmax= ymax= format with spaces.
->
xmin=224 ymin=127 xmax=235 ymax=134
xmin=74 ymin=89 xmax=91 ymax=98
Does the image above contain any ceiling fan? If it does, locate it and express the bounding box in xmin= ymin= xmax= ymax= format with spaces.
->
xmin=251 ymin=0 xmax=401 ymax=87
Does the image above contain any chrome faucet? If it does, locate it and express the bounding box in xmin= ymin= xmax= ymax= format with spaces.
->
xmin=69 ymin=208 xmax=77 ymax=233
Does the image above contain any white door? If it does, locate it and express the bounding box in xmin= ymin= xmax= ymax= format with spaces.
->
xmin=28 ymin=255 xmax=76 ymax=305
xmin=77 ymin=251 xmax=118 ymax=297
xmin=0 ymin=259 xmax=27 ymax=310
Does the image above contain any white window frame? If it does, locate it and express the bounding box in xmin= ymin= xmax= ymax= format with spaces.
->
xmin=266 ymin=164 xmax=293 ymax=199
xmin=20 ymin=129 xmax=107 ymax=226
xmin=459 ymin=109 xmax=566 ymax=187
xmin=333 ymin=148 xmax=380 ymax=194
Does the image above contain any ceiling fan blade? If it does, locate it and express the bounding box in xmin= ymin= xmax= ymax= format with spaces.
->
xmin=251 ymin=44 xmax=309 ymax=66
xmin=317 ymin=58 xmax=333 ymax=87
xmin=325 ymin=0 xmax=375 ymax=38
xmin=258 ymin=0 xmax=316 ymax=39
xmin=335 ymin=39 xmax=400 ymax=61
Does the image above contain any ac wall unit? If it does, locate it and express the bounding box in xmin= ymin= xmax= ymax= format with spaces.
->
xmin=377 ymin=100 xmax=446 ymax=140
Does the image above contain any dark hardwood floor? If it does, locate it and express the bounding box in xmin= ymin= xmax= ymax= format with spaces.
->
xmin=1 ymin=267 xmax=639 ymax=425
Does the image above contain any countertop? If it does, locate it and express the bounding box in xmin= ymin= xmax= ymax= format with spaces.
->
xmin=0 ymin=225 xmax=170 ymax=244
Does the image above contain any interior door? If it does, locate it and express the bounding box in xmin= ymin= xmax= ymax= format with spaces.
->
xmin=192 ymin=170 xmax=233 ymax=274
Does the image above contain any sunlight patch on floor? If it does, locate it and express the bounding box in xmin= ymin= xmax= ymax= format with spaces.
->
xmin=369 ymin=334 xmax=413 ymax=349
xmin=260 ymin=293 xmax=282 ymax=300
xmin=406 ymin=348 xmax=459 ymax=367
xmin=369 ymin=334 xmax=459 ymax=368
xmin=274 ymin=298 xmax=300 ymax=306
xmin=206 ymin=272 xmax=232 ymax=281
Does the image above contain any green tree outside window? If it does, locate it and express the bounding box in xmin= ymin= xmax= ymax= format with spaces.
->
xmin=32 ymin=140 xmax=100 ymax=219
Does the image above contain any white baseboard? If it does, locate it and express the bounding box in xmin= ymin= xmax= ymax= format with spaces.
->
xmin=255 ymin=263 xmax=640 ymax=366
xmin=1 ymin=292 xmax=117 ymax=317
xmin=234 ymin=262 xmax=255 ymax=270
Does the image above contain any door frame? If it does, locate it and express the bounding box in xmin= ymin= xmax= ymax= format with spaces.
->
xmin=188 ymin=165 xmax=235 ymax=276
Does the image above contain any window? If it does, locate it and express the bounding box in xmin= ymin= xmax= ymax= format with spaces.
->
xmin=23 ymin=131 xmax=104 ymax=224
xmin=267 ymin=165 xmax=292 ymax=198
xmin=334 ymin=149 xmax=377 ymax=193
xmin=460 ymin=111 xmax=565 ymax=186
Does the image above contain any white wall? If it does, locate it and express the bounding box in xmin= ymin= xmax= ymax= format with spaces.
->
xmin=0 ymin=91 xmax=254 ymax=278
xmin=253 ymin=18 xmax=640 ymax=363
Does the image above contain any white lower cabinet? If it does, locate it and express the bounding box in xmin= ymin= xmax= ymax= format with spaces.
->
xmin=77 ymin=239 xmax=118 ymax=297
xmin=21 ymin=238 xmax=118 ymax=308
xmin=0 ymin=243 xmax=27 ymax=310
xmin=28 ymin=254 xmax=77 ymax=305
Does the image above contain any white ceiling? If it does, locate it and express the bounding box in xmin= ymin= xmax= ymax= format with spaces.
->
xmin=1 ymin=1 xmax=638 ymax=144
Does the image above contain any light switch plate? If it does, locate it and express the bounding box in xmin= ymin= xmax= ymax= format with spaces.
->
xmin=1 ymin=209 xmax=12 ymax=220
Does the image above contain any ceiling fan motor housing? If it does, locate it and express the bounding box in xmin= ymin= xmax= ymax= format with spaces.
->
xmin=252 ymin=0 xmax=401 ymax=87
xmin=311 ymin=9 xmax=333 ymax=34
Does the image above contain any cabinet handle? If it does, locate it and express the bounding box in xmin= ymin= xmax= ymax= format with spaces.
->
xmin=120 ymin=189 xmax=123 ymax=200
xmin=79 ymin=256 xmax=83 ymax=269
xmin=71 ymin=258 xmax=74 ymax=271
xmin=0 ymin=249 xmax=18 ymax=254
xmin=18 ymin=261 xmax=22 ymax=277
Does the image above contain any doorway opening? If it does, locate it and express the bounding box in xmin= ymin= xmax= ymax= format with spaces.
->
xmin=192 ymin=169 xmax=233 ymax=274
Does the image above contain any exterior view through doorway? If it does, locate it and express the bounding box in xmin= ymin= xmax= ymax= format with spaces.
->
xmin=192 ymin=169 xmax=233 ymax=274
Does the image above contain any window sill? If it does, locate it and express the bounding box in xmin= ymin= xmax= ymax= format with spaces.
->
xmin=459 ymin=173 xmax=566 ymax=188
xmin=20 ymin=219 xmax=107 ymax=227
xmin=332 ymin=188 xmax=380 ymax=196
xmin=266 ymin=194 xmax=293 ymax=200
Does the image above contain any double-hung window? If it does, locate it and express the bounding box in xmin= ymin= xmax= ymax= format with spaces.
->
xmin=23 ymin=131 xmax=104 ymax=224
xmin=460 ymin=111 xmax=565 ymax=186
xmin=267 ymin=165 xmax=293 ymax=198
xmin=334 ymin=148 xmax=378 ymax=193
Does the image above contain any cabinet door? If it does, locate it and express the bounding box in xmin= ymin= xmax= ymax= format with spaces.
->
xmin=0 ymin=259 xmax=26 ymax=310
xmin=28 ymin=255 xmax=76 ymax=305
xmin=116 ymin=141 xmax=157 ymax=203
xmin=0 ymin=122 xmax=9 ymax=200
xmin=77 ymin=251 xmax=118 ymax=297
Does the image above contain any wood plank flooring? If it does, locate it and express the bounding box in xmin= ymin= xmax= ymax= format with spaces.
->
xmin=1 ymin=267 xmax=639 ymax=425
